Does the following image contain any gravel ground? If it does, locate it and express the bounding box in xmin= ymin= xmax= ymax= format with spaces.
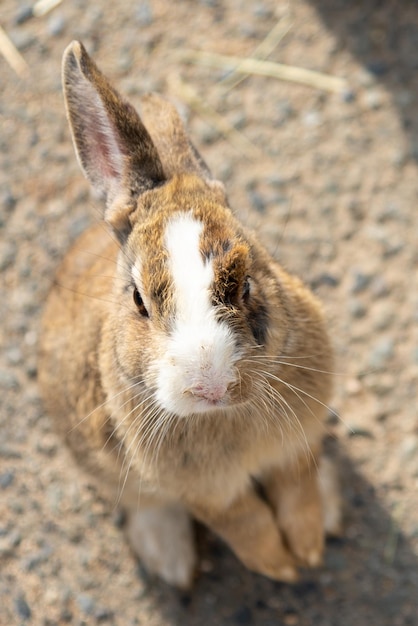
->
xmin=1 ymin=1 xmax=417 ymax=625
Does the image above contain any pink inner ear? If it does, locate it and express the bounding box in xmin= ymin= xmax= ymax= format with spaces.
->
xmin=88 ymin=122 xmax=122 ymax=182
xmin=71 ymin=81 xmax=126 ymax=195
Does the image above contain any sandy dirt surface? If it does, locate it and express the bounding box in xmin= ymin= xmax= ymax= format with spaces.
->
xmin=1 ymin=1 xmax=417 ymax=624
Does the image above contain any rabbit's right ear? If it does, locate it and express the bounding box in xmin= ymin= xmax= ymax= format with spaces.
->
xmin=62 ymin=41 xmax=165 ymax=236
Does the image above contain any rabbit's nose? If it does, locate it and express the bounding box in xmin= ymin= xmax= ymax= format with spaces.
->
xmin=190 ymin=381 xmax=228 ymax=402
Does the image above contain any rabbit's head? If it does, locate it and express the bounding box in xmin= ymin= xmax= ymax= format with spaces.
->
xmin=63 ymin=42 xmax=290 ymax=418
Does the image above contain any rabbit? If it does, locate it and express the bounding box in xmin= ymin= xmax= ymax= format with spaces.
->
xmin=38 ymin=40 xmax=342 ymax=590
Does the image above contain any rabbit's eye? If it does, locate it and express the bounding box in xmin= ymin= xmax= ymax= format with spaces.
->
xmin=242 ymin=278 xmax=251 ymax=302
xmin=133 ymin=288 xmax=148 ymax=317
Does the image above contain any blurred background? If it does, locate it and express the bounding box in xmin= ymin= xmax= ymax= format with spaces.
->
xmin=0 ymin=1 xmax=417 ymax=624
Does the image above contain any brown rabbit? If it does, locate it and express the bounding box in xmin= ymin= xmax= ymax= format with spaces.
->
xmin=38 ymin=41 xmax=341 ymax=590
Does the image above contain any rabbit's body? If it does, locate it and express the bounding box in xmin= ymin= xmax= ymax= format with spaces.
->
xmin=39 ymin=42 xmax=341 ymax=589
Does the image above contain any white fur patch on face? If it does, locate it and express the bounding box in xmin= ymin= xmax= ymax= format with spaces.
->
xmin=156 ymin=212 xmax=239 ymax=417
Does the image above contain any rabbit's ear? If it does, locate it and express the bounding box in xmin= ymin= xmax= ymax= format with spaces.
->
xmin=62 ymin=41 xmax=165 ymax=234
xmin=139 ymin=94 xmax=226 ymax=199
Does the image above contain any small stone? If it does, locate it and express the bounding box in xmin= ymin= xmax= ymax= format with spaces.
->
xmin=135 ymin=1 xmax=153 ymax=26
xmin=345 ymin=378 xmax=362 ymax=395
xmin=36 ymin=435 xmax=58 ymax=457
xmin=248 ymin=189 xmax=266 ymax=213
xmin=274 ymin=100 xmax=293 ymax=126
xmin=0 ymin=240 xmax=16 ymax=271
xmin=9 ymin=29 xmax=35 ymax=51
xmin=348 ymin=426 xmax=374 ymax=438
xmin=0 ymin=370 xmax=19 ymax=390
xmin=349 ymin=299 xmax=367 ymax=319
xmin=369 ymin=337 xmax=395 ymax=369
xmin=0 ymin=529 xmax=21 ymax=557
xmin=252 ymin=3 xmax=274 ymax=18
xmin=23 ymin=545 xmax=53 ymax=572
xmin=377 ymin=203 xmax=403 ymax=223
xmin=370 ymin=275 xmax=390 ymax=298
xmin=373 ymin=303 xmax=394 ymax=331
xmin=15 ymin=594 xmax=31 ymax=620
xmin=77 ymin=594 xmax=96 ymax=615
xmin=26 ymin=360 xmax=37 ymax=379
xmin=366 ymin=60 xmax=389 ymax=77
xmin=348 ymin=199 xmax=364 ymax=220
xmin=0 ymin=471 xmax=15 ymax=489
xmin=303 ymin=110 xmax=322 ymax=127
xmin=326 ymin=408 xmax=340 ymax=425
xmin=48 ymin=13 xmax=66 ymax=36
xmin=341 ymin=89 xmax=356 ymax=103
xmin=391 ymin=149 xmax=408 ymax=168
xmin=95 ymin=606 xmax=114 ymax=621
xmin=311 ymin=273 xmax=339 ymax=289
xmin=399 ymin=436 xmax=418 ymax=462
xmin=382 ymin=239 xmax=404 ymax=258
xmin=364 ymin=89 xmax=384 ymax=110
xmin=0 ymin=446 xmax=21 ymax=459
xmin=1 ymin=188 xmax=16 ymax=212
xmin=14 ymin=5 xmax=33 ymax=24
xmin=6 ymin=347 xmax=23 ymax=366
xmin=351 ymin=271 xmax=372 ymax=294
xmin=117 ymin=52 xmax=133 ymax=72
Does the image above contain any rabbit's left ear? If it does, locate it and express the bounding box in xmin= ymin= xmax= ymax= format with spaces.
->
xmin=62 ymin=41 xmax=165 ymax=235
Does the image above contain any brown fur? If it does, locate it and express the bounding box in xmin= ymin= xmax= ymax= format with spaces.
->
xmin=38 ymin=41 xmax=341 ymax=589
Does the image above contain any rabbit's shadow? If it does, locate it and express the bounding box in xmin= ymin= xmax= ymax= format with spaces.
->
xmin=310 ymin=0 xmax=418 ymax=161
xmin=141 ymin=440 xmax=418 ymax=626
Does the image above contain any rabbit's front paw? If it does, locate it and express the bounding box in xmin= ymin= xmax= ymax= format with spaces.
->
xmin=126 ymin=504 xmax=196 ymax=589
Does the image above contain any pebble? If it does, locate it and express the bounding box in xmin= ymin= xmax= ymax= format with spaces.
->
xmin=135 ymin=1 xmax=153 ymax=26
xmin=0 ymin=188 xmax=17 ymax=212
xmin=348 ymin=199 xmax=364 ymax=221
xmin=310 ymin=273 xmax=339 ymax=289
xmin=349 ymin=299 xmax=367 ymax=319
xmin=0 ymin=471 xmax=15 ymax=489
xmin=36 ymin=435 xmax=58 ymax=457
xmin=14 ymin=5 xmax=33 ymax=25
xmin=382 ymin=239 xmax=404 ymax=258
xmin=196 ymin=122 xmax=220 ymax=145
xmin=370 ymin=275 xmax=390 ymax=298
xmin=348 ymin=426 xmax=374 ymax=439
xmin=351 ymin=271 xmax=372 ymax=294
xmin=0 ymin=529 xmax=22 ymax=557
xmin=247 ymin=189 xmax=266 ymax=213
xmin=95 ymin=606 xmax=114 ymax=621
xmin=373 ymin=303 xmax=395 ymax=331
xmin=15 ymin=594 xmax=31 ymax=620
xmin=6 ymin=347 xmax=23 ymax=366
xmin=77 ymin=593 xmax=96 ymax=615
xmin=366 ymin=60 xmax=389 ymax=77
xmin=23 ymin=545 xmax=53 ymax=572
xmin=398 ymin=435 xmax=418 ymax=463
xmin=341 ymin=89 xmax=356 ymax=103
xmin=0 ymin=445 xmax=21 ymax=459
xmin=9 ymin=29 xmax=35 ymax=51
xmin=274 ymin=100 xmax=293 ymax=127
xmin=0 ymin=370 xmax=19 ymax=390
xmin=303 ymin=110 xmax=322 ymax=128
xmin=364 ymin=89 xmax=384 ymax=110
xmin=48 ymin=13 xmax=66 ymax=37
xmin=377 ymin=203 xmax=403 ymax=223
xmin=0 ymin=240 xmax=17 ymax=271
xmin=369 ymin=337 xmax=395 ymax=369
